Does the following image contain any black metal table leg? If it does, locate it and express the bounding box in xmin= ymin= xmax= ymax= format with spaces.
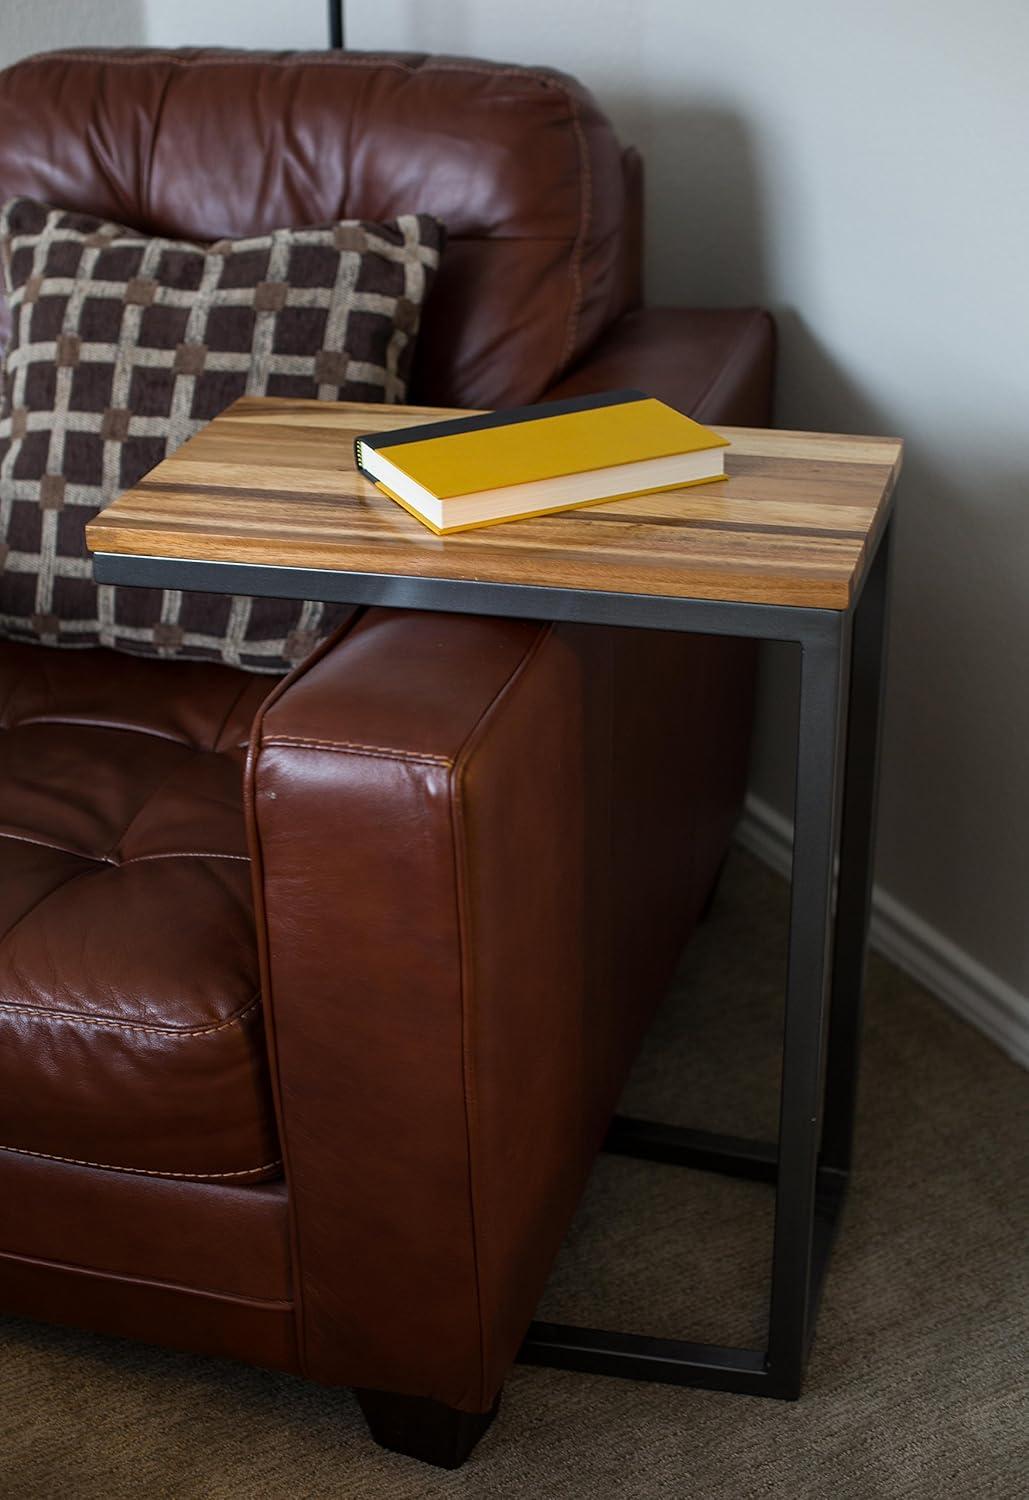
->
xmin=520 ymin=519 xmax=894 ymax=1399
xmin=821 ymin=523 xmax=894 ymax=1177
xmin=764 ymin=613 xmax=850 ymax=1394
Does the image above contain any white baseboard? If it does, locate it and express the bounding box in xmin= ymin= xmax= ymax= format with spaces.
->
xmin=735 ymin=795 xmax=1029 ymax=1069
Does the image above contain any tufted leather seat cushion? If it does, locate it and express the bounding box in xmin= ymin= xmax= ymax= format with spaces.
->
xmin=0 ymin=640 xmax=282 ymax=1182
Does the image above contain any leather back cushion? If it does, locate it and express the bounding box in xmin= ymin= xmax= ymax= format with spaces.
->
xmin=0 ymin=49 xmax=632 ymax=409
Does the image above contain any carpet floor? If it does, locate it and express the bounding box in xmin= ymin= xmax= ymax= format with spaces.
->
xmin=2 ymin=850 xmax=1026 ymax=1499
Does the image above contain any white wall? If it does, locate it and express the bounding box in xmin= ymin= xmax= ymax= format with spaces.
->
xmin=2 ymin=2 xmax=1026 ymax=1041
xmin=0 ymin=0 xmax=147 ymax=62
xmin=143 ymin=0 xmax=326 ymax=50
xmin=0 ymin=0 xmax=327 ymax=66
xmin=353 ymin=1 xmax=1029 ymax=1042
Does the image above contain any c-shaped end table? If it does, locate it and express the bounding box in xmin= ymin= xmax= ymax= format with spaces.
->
xmin=87 ymin=396 xmax=902 ymax=1402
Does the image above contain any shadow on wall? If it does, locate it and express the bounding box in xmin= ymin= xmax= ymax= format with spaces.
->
xmin=618 ymin=95 xmax=1028 ymax=980
xmin=616 ymin=93 xmax=1029 ymax=988
xmin=600 ymin=101 xmax=799 ymax=854
xmin=610 ymin=100 xmax=776 ymax=311
xmin=774 ymin=308 xmax=900 ymax=436
xmin=748 ymin=308 xmax=1029 ymax=981
xmin=746 ymin=312 xmax=905 ymax=833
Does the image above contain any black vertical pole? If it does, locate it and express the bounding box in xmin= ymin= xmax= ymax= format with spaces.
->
xmin=328 ymin=0 xmax=345 ymax=49
xmin=766 ymin=619 xmax=848 ymax=1394
xmin=820 ymin=520 xmax=894 ymax=1173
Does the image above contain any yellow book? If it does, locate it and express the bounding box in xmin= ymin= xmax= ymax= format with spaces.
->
xmin=355 ymin=389 xmax=728 ymax=534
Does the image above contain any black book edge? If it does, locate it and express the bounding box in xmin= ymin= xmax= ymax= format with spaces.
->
xmin=353 ymin=388 xmax=647 ymax=476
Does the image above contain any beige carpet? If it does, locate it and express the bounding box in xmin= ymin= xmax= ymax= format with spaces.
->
xmin=2 ymin=850 xmax=1027 ymax=1499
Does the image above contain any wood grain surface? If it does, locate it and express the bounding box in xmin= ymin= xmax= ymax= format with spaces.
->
xmin=85 ymin=397 xmax=903 ymax=609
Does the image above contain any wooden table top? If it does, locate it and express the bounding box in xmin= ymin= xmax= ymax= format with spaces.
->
xmin=85 ymin=397 xmax=903 ymax=610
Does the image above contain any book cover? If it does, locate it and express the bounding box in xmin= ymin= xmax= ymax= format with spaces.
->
xmin=355 ymin=390 xmax=728 ymax=534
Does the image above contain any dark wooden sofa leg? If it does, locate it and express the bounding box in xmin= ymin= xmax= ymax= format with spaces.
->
xmin=354 ymin=1387 xmax=500 ymax=1468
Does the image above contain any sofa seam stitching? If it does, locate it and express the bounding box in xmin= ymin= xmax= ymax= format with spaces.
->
xmin=0 ymin=992 xmax=262 ymax=1037
xmin=141 ymin=61 xmax=174 ymax=229
xmin=0 ymin=830 xmax=249 ymax=865
xmin=121 ymin=851 xmax=250 ymax=864
xmin=0 ymin=829 xmax=115 ymax=864
xmin=261 ymin=736 xmax=452 ymax=765
xmin=559 ymin=86 xmax=590 ymax=374
xmin=0 ymin=715 xmax=203 ymax=747
xmin=0 ymin=1144 xmax=280 ymax=1180
xmin=0 ymin=858 xmax=106 ymax=948
xmin=26 ymin=54 xmax=575 ymax=89
xmin=211 ymin=675 xmax=260 ymax=755
xmin=449 ymin=622 xmax=556 ymax=1411
xmin=0 ymin=1246 xmax=292 ymax=1310
xmin=18 ymin=51 xmax=417 ymax=72
xmin=102 ymin=750 xmax=206 ymax=864
xmin=247 ymin=610 xmax=373 ymax=1382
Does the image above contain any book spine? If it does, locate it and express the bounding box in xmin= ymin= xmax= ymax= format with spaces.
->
xmin=357 ymin=388 xmax=647 ymax=455
xmin=353 ymin=437 xmax=373 ymax=478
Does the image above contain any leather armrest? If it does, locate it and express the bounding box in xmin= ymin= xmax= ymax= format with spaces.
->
xmin=246 ymin=607 xmax=608 ymax=1410
xmin=542 ymin=305 xmax=775 ymax=426
xmin=246 ymin=600 xmax=755 ymax=1412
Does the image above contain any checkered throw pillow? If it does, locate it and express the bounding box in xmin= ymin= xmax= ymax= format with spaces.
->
xmin=0 ymin=198 xmax=444 ymax=670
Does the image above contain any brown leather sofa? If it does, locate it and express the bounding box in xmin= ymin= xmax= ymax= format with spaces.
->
xmin=0 ymin=50 xmax=773 ymax=1468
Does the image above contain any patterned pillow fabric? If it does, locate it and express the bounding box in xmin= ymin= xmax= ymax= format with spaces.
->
xmin=0 ymin=198 xmax=443 ymax=670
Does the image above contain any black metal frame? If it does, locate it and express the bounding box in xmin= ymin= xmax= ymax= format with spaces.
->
xmin=92 ymin=507 xmax=893 ymax=1401
xmin=328 ymin=1 xmax=345 ymax=50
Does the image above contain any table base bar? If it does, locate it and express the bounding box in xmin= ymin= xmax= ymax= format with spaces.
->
xmin=518 ymin=1120 xmax=849 ymax=1398
xmin=520 ymin=1325 xmax=771 ymax=1396
xmin=603 ymin=1114 xmax=779 ymax=1184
